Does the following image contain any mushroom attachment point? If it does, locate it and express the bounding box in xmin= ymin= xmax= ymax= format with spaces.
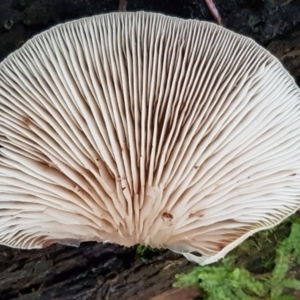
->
xmin=1 ymin=12 xmax=300 ymax=265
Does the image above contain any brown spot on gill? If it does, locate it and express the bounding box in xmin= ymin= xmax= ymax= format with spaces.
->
xmin=162 ymin=212 xmax=173 ymax=220
xmin=189 ymin=210 xmax=204 ymax=218
xmin=290 ymin=173 xmax=296 ymax=176
xmin=21 ymin=116 xmax=33 ymax=127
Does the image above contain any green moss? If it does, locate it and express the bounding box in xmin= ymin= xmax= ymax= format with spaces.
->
xmin=135 ymin=245 xmax=165 ymax=257
xmin=136 ymin=245 xmax=154 ymax=256
xmin=174 ymin=214 xmax=300 ymax=299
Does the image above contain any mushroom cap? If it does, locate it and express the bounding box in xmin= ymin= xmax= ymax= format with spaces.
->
xmin=1 ymin=12 xmax=300 ymax=265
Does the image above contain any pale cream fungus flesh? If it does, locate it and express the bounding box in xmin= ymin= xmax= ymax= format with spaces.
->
xmin=1 ymin=12 xmax=300 ymax=265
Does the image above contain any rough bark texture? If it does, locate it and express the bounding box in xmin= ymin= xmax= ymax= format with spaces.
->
xmin=0 ymin=243 xmax=194 ymax=300
xmin=0 ymin=0 xmax=300 ymax=299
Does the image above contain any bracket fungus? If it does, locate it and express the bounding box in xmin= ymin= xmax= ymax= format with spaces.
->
xmin=1 ymin=12 xmax=300 ymax=265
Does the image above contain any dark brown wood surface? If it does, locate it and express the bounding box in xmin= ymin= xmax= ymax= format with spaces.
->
xmin=0 ymin=243 xmax=194 ymax=300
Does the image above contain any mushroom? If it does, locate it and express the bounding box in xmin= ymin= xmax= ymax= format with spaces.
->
xmin=1 ymin=12 xmax=300 ymax=265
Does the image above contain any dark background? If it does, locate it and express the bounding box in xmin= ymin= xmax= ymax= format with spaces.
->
xmin=1 ymin=0 xmax=300 ymax=62
xmin=0 ymin=1 xmax=300 ymax=299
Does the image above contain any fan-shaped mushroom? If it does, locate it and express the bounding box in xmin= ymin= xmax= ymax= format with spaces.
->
xmin=1 ymin=12 xmax=300 ymax=265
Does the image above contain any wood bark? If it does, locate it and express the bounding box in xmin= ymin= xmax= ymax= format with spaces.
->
xmin=0 ymin=243 xmax=195 ymax=300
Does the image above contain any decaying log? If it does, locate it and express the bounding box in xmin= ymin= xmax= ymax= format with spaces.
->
xmin=0 ymin=243 xmax=194 ymax=300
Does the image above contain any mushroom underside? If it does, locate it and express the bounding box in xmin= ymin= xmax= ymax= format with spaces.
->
xmin=1 ymin=12 xmax=300 ymax=265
